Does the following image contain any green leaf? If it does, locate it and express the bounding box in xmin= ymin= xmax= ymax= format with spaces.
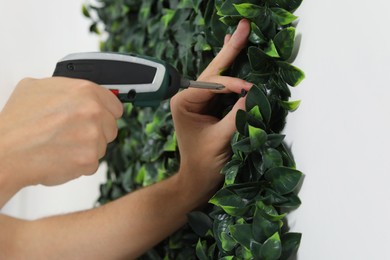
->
xmin=209 ymin=188 xmax=250 ymax=216
xmin=263 ymin=148 xmax=283 ymax=170
xmin=222 ymin=159 xmax=242 ymax=185
xmin=249 ymin=106 xmax=263 ymax=122
xmin=221 ymin=232 xmax=237 ymax=252
xmin=82 ymin=5 xmax=90 ymax=18
xmin=249 ymin=22 xmax=267 ymax=44
xmin=232 ymin=137 xmax=252 ymax=153
xmin=268 ymin=0 xmax=303 ymax=12
xmin=265 ymin=167 xmax=302 ymax=195
xmin=196 ymin=239 xmax=209 ymax=260
xmin=264 ymin=40 xmax=280 ymax=58
xmin=281 ymin=100 xmax=301 ymax=111
xmin=259 ymin=232 xmax=282 ymax=260
xmin=265 ymin=134 xmax=285 ymax=148
xmin=245 ymin=85 xmax=272 ymax=124
xmin=280 ymin=233 xmax=302 ymax=260
xmin=253 ymin=205 xmax=281 ymax=243
xmin=235 ymin=109 xmax=248 ymax=136
xmin=219 ymin=15 xmax=242 ymax=26
xmin=275 ymin=193 xmax=302 ymax=208
xmin=162 ymin=9 xmax=176 ymax=28
xmin=249 ymin=125 xmax=267 ymax=149
xmin=229 ymin=224 xmax=253 ymax=249
xmin=274 ymin=27 xmax=296 ymax=60
xmin=248 ymin=46 xmax=274 ymax=74
xmin=233 ymin=3 xmax=263 ymax=19
xmin=256 ymin=201 xmax=286 ymax=221
xmin=270 ymin=7 xmax=298 ymax=26
xmin=163 ymin=132 xmax=177 ymax=151
xmin=277 ymin=61 xmax=305 ymax=86
xmin=188 ymin=211 xmax=212 ymax=237
xmin=217 ymin=0 xmax=240 ymax=16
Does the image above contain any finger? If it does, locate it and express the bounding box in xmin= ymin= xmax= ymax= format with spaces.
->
xmin=94 ymin=85 xmax=124 ymax=119
xmin=224 ymin=34 xmax=232 ymax=45
xmin=100 ymin=109 xmax=119 ymax=143
xmin=214 ymin=96 xmax=247 ymax=140
xmin=203 ymin=75 xmax=253 ymax=94
xmin=201 ymin=19 xmax=250 ymax=77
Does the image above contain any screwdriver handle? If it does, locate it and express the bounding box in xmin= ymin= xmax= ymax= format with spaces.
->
xmin=53 ymin=52 xmax=182 ymax=107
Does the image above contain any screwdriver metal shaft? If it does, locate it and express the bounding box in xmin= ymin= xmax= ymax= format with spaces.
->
xmin=180 ymin=78 xmax=225 ymax=90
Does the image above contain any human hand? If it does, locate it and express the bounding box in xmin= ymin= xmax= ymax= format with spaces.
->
xmin=170 ymin=19 xmax=251 ymax=198
xmin=0 ymin=77 xmax=123 ymax=189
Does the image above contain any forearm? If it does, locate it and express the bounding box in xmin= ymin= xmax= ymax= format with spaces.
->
xmin=1 ymin=171 xmax=211 ymax=259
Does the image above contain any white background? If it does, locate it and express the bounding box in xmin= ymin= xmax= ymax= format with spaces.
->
xmin=1 ymin=0 xmax=390 ymax=259
xmin=0 ymin=1 xmax=104 ymax=219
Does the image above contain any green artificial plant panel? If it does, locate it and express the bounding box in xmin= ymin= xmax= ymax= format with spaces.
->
xmin=84 ymin=0 xmax=304 ymax=259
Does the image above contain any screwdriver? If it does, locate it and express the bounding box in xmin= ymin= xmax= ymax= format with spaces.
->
xmin=52 ymin=52 xmax=224 ymax=107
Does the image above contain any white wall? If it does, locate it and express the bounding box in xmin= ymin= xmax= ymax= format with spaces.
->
xmin=287 ymin=0 xmax=390 ymax=259
xmin=1 ymin=0 xmax=390 ymax=259
xmin=0 ymin=1 xmax=105 ymax=219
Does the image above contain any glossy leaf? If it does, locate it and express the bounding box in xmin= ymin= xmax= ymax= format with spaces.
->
xmin=249 ymin=125 xmax=267 ymax=149
xmin=268 ymin=0 xmax=303 ymax=12
xmin=253 ymin=205 xmax=281 ymax=243
xmin=246 ymin=85 xmax=272 ymax=124
xmin=265 ymin=167 xmax=302 ymax=195
xmin=280 ymin=232 xmax=302 ymax=260
xmin=229 ymin=224 xmax=253 ymax=249
xmin=209 ymin=188 xmax=250 ymax=216
xmin=188 ymin=211 xmax=212 ymax=237
xmin=259 ymin=232 xmax=282 ymax=260
xmin=274 ymin=27 xmax=295 ymax=60
xmin=265 ymin=134 xmax=286 ymax=148
xmin=196 ymin=239 xmax=209 ymax=260
xmin=248 ymin=46 xmax=274 ymax=74
xmin=221 ymin=159 xmax=242 ymax=184
xmin=281 ymin=100 xmax=301 ymax=111
xmin=264 ymin=40 xmax=280 ymax=58
xmin=249 ymin=22 xmax=267 ymax=44
xmin=270 ymin=7 xmax=298 ymax=26
xmin=234 ymin=3 xmax=263 ymax=19
xmin=277 ymin=61 xmax=305 ymax=86
xmin=263 ymin=148 xmax=283 ymax=170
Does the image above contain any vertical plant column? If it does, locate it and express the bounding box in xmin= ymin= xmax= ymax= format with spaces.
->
xmin=84 ymin=0 xmax=304 ymax=259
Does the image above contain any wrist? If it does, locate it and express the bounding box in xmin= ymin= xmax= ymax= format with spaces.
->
xmin=174 ymin=167 xmax=221 ymax=211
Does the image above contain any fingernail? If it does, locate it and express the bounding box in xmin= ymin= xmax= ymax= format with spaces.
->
xmin=240 ymin=89 xmax=248 ymax=97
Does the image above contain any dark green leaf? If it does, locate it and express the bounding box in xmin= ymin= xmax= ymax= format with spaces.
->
xmin=234 ymin=3 xmax=263 ymax=19
xmin=268 ymin=0 xmax=303 ymax=12
xmin=209 ymin=188 xmax=250 ymax=216
xmin=265 ymin=167 xmax=302 ymax=195
xmin=229 ymin=224 xmax=253 ymax=249
xmin=222 ymin=159 xmax=242 ymax=185
xmin=249 ymin=22 xmax=267 ymax=44
xmin=248 ymin=46 xmax=274 ymax=74
xmin=259 ymin=232 xmax=282 ymax=260
xmin=196 ymin=239 xmax=209 ymax=260
xmin=275 ymin=193 xmax=301 ymax=208
xmin=270 ymin=8 xmax=297 ymax=26
xmin=188 ymin=211 xmax=213 ymax=237
xmin=263 ymin=148 xmax=283 ymax=170
xmin=265 ymin=134 xmax=285 ymax=148
xmin=235 ymin=109 xmax=248 ymax=136
xmin=277 ymin=61 xmax=305 ymax=86
xmin=249 ymin=125 xmax=267 ymax=149
xmin=274 ymin=27 xmax=296 ymax=60
xmin=253 ymin=204 xmax=281 ymax=243
xmin=280 ymin=233 xmax=302 ymax=260
xmin=245 ymin=85 xmax=272 ymax=124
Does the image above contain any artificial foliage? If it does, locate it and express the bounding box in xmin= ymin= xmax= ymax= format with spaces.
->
xmin=84 ymin=0 xmax=304 ymax=259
